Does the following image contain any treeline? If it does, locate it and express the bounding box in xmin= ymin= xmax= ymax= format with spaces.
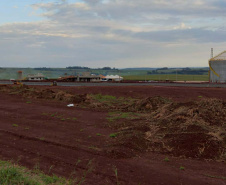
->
xmin=34 ymin=67 xmax=55 ymax=71
xmin=147 ymin=68 xmax=209 ymax=75
xmin=98 ymin=67 xmax=118 ymax=70
xmin=66 ymin=66 xmax=90 ymax=69
xmin=172 ymin=68 xmax=208 ymax=75
xmin=66 ymin=66 xmax=118 ymax=70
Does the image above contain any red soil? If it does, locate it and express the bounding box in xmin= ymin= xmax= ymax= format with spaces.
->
xmin=0 ymin=85 xmax=225 ymax=185
xmin=37 ymin=85 xmax=226 ymax=102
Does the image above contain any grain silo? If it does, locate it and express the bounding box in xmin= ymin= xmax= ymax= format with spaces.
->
xmin=209 ymin=50 xmax=226 ymax=83
xmin=17 ymin=71 xmax=23 ymax=80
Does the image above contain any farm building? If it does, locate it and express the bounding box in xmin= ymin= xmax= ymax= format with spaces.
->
xmin=78 ymin=72 xmax=101 ymax=82
xmin=58 ymin=72 xmax=101 ymax=82
xmin=27 ymin=73 xmax=45 ymax=81
xmin=101 ymin=75 xmax=123 ymax=82
xmin=209 ymin=51 xmax=226 ymax=83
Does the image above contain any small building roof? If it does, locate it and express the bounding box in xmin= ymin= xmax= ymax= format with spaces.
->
xmin=105 ymin=75 xmax=123 ymax=79
xmin=79 ymin=76 xmax=100 ymax=79
xmin=27 ymin=73 xmax=45 ymax=78
xmin=99 ymin=74 xmax=105 ymax=78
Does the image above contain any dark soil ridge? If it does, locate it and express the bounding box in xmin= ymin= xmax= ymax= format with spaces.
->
xmin=0 ymin=128 xmax=135 ymax=160
xmin=0 ymin=129 xmax=102 ymax=156
xmin=0 ymin=132 xmax=127 ymax=184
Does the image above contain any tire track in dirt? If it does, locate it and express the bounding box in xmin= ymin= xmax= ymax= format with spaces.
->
xmin=0 ymin=129 xmax=126 ymax=185
xmin=2 ymin=128 xmax=213 ymax=185
xmin=0 ymin=129 xmax=103 ymax=156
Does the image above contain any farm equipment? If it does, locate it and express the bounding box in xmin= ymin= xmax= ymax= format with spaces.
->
xmin=51 ymin=81 xmax=58 ymax=86
xmin=12 ymin=80 xmax=23 ymax=85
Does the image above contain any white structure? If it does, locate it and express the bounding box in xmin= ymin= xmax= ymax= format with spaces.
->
xmin=27 ymin=73 xmax=45 ymax=81
xmin=209 ymin=51 xmax=226 ymax=83
xmin=102 ymin=75 xmax=123 ymax=82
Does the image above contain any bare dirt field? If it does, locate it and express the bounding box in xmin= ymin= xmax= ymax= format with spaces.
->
xmin=0 ymin=85 xmax=225 ymax=185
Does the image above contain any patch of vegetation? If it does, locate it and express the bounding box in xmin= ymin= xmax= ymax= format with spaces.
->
xmin=113 ymin=166 xmax=120 ymax=185
xmin=107 ymin=112 xmax=140 ymax=122
xmin=96 ymin=133 xmax=102 ymax=136
xmin=163 ymin=157 xmax=170 ymax=162
xmin=0 ymin=160 xmax=73 ymax=185
xmin=92 ymin=94 xmax=117 ymax=102
xmin=12 ymin=124 xmax=18 ymax=127
xmin=109 ymin=133 xmax=118 ymax=138
xmin=42 ymin=112 xmax=77 ymax=122
xmin=91 ymin=94 xmax=117 ymax=106
xmin=90 ymin=94 xmax=136 ymax=107
xmin=26 ymin=101 xmax=32 ymax=104
xmin=203 ymin=174 xmax=226 ymax=180
xmin=180 ymin=166 xmax=185 ymax=170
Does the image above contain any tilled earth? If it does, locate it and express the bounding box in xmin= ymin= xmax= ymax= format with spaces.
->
xmin=0 ymin=85 xmax=225 ymax=185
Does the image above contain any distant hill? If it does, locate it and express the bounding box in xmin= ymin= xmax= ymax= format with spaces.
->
xmin=121 ymin=68 xmax=158 ymax=70
xmin=122 ymin=67 xmax=208 ymax=70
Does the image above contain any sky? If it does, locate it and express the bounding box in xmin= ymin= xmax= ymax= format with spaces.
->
xmin=1 ymin=0 xmax=226 ymax=68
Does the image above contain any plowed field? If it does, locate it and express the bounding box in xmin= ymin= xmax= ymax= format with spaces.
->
xmin=0 ymin=85 xmax=225 ymax=185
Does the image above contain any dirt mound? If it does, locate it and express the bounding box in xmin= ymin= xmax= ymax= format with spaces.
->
xmin=165 ymin=133 xmax=222 ymax=158
xmin=78 ymin=95 xmax=171 ymax=112
xmin=37 ymin=89 xmax=55 ymax=99
xmin=0 ymin=86 xmax=170 ymax=112
xmin=146 ymin=98 xmax=226 ymax=160
xmin=55 ymin=91 xmax=75 ymax=102
xmin=127 ymin=96 xmax=171 ymax=112
xmin=0 ymin=85 xmax=89 ymax=104
xmin=104 ymin=97 xmax=226 ymax=160
xmin=54 ymin=91 xmax=88 ymax=103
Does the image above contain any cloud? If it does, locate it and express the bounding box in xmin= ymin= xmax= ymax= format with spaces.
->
xmin=82 ymin=0 xmax=102 ymax=5
xmin=173 ymin=23 xmax=191 ymax=30
xmin=1 ymin=0 xmax=226 ymax=68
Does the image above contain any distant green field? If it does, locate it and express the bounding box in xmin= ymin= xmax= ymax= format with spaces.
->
xmin=0 ymin=67 xmax=209 ymax=81
xmin=123 ymin=74 xmax=209 ymax=81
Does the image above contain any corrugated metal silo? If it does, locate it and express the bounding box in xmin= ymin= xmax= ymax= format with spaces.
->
xmin=209 ymin=51 xmax=226 ymax=83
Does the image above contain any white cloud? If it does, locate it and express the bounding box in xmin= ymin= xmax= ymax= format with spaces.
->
xmin=173 ymin=23 xmax=191 ymax=30
xmin=1 ymin=0 xmax=226 ymax=67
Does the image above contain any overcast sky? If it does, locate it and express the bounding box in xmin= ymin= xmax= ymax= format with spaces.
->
xmin=1 ymin=0 xmax=226 ymax=68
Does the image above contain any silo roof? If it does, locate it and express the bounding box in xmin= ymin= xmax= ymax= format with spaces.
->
xmin=210 ymin=50 xmax=226 ymax=61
